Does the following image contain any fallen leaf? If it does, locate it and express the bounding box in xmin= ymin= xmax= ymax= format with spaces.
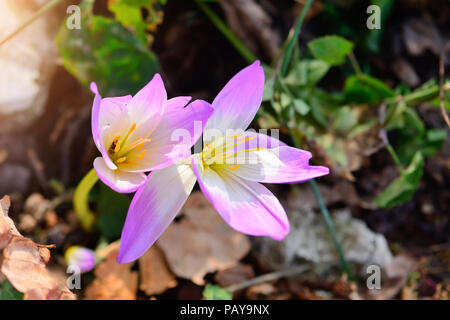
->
xmin=84 ymin=241 xmax=138 ymax=300
xmin=158 ymin=192 xmax=251 ymax=285
xmin=139 ymin=245 xmax=177 ymax=296
xmin=214 ymin=264 xmax=255 ymax=288
xmin=0 ymin=196 xmax=20 ymax=249
xmin=245 ymin=283 xmax=276 ymax=299
xmin=0 ymin=196 xmax=75 ymax=300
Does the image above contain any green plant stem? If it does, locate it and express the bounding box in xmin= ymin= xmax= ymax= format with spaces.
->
xmin=289 ymin=130 xmax=353 ymax=280
xmin=280 ymin=0 xmax=314 ymax=76
xmin=309 ymin=179 xmax=353 ymax=280
xmin=385 ymin=83 xmax=450 ymax=106
xmin=195 ymin=0 xmax=257 ymax=64
xmin=348 ymin=50 xmax=362 ymax=76
xmin=0 ymin=0 xmax=66 ymax=47
xmin=386 ymin=144 xmax=404 ymax=174
xmin=73 ymin=168 xmax=98 ymax=231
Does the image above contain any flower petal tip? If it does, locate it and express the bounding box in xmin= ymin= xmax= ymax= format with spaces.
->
xmin=90 ymin=82 xmax=99 ymax=95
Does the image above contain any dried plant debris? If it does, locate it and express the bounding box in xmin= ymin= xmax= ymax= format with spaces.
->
xmin=252 ymin=208 xmax=392 ymax=276
xmin=0 ymin=196 xmax=75 ymax=300
xmin=84 ymin=241 xmax=138 ymax=300
xmin=158 ymin=192 xmax=251 ymax=285
xmin=138 ymin=245 xmax=177 ymax=296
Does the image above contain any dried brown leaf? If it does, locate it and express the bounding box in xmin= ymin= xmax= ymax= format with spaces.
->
xmin=0 ymin=196 xmax=75 ymax=300
xmin=84 ymin=241 xmax=138 ymax=300
xmin=214 ymin=264 xmax=255 ymax=288
xmin=158 ymin=192 xmax=251 ymax=285
xmin=138 ymin=245 xmax=177 ymax=296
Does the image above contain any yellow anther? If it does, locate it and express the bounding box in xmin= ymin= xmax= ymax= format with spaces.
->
xmin=128 ymin=123 xmax=137 ymax=135
xmin=137 ymin=143 xmax=144 ymax=150
xmin=229 ymin=164 xmax=240 ymax=171
xmin=247 ymin=147 xmax=265 ymax=152
xmin=138 ymin=149 xmax=146 ymax=161
xmin=122 ymin=160 xmax=138 ymax=165
xmin=113 ymin=135 xmax=120 ymax=143
xmin=114 ymin=141 xmax=121 ymax=153
xmin=116 ymin=156 xmax=127 ymax=163
xmin=231 ymin=133 xmax=243 ymax=139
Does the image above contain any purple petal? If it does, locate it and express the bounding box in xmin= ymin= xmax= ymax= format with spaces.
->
xmin=90 ymin=82 xmax=102 ymax=148
xmin=127 ymin=74 xmax=167 ymax=131
xmin=205 ymin=61 xmax=265 ymax=133
xmin=90 ymin=82 xmax=131 ymax=151
xmin=232 ymin=146 xmax=330 ymax=184
xmin=120 ymin=99 xmax=213 ymax=172
xmin=118 ymin=164 xmax=197 ymax=263
xmin=98 ymin=126 xmax=117 ymax=170
xmin=93 ymin=157 xmax=146 ymax=193
xmin=166 ymin=96 xmax=192 ymax=111
xmin=191 ymin=155 xmax=289 ymax=240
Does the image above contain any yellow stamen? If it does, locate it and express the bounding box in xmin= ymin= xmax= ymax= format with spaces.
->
xmin=113 ymin=135 xmax=120 ymax=143
xmin=229 ymin=164 xmax=240 ymax=171
xmin=247 ymin=147 xmax=265 ymax=152
xmin=114 ymin=141 xmax=121 ymax=153
xmin=231 ymin=133 xmax=243 ymax=139
xmin=116 ymin=156 xmax=127 ymax=163
xmin=138 ymin=149 xmax=146 ymax=161
xmin=137 ymin=143 xmax=144 ymax=150
xmin=128 ymin=123 xmax=137 ymax=135
xmin=122 ymin=160 xmax=138 ymax=165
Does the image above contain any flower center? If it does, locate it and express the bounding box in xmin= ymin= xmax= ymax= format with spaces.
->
xmin=200 ymin=134 xmax=264 ymax=172
xmin=108 ymin=123 xmax=151 ymax=166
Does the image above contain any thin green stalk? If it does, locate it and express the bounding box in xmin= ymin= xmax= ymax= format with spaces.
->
xmin=385 ymin=83 xmax=450 ymax=106
xmin=386 ymin=144 xmax=404 ymax=174
xmin=348 ymin=51 xmax=362 ymax=76
xmin=289 ymin=130 xmax=353 ymax=280
xmin=0 ymin=0 xmax=66 ymax=47
xmin=309 ymin=179 xmax=353 ymax=280
xmin=280 ymin=0 xmax=314 ymax=76
xmin=195 ymin=0 xmax=258 ymax=64
xmin=73 ymin=168 xmax=98 ymax=231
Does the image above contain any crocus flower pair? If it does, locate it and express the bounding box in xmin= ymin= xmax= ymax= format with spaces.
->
xmin=90 ymin=61 xmax=329 ymax=263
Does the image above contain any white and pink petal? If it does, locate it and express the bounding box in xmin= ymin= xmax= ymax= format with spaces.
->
xmin=93 ymin=157 xmax=146 ymax=194
xmin=117 ymin=163 xmax=197 ymax=263
xmin=192 ymin=155 xmax=289 ymax=240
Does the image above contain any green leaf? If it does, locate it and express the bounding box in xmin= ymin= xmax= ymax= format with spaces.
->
xmin=308 ymin=35 xmax=354 ymax=66
xmin=375 ymin=151 xmax=424 ymax=208
xmin=203 ymin=284 xmax=232 ymax=300
xmin=293 ymin=99 xmax=310 ymax=115
xmin=285 ymin=59 xmax=330 ymax=86
xmin=108 ymin=0 xmax=166 ymax=46
xmin=332 ymin=106 xmax=358 ymax=133
xmin=0 ymin=280 xmax=23 ymax=300
xmin=96 ymin=184 xmax=131 ymax=241
xmin=344 ymin=74 xmax=395 ymax=103
xmin=56 ymin=0 xmax=159 ymax=97
xmin=262 ymin=77 xmax=275 ymax=102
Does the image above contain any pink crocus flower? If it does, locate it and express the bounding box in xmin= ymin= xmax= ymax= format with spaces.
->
xmin=90 ymin=74 xmax=213 ymax=193
xmin=117 ymin=61 xmax=329 ymax=263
